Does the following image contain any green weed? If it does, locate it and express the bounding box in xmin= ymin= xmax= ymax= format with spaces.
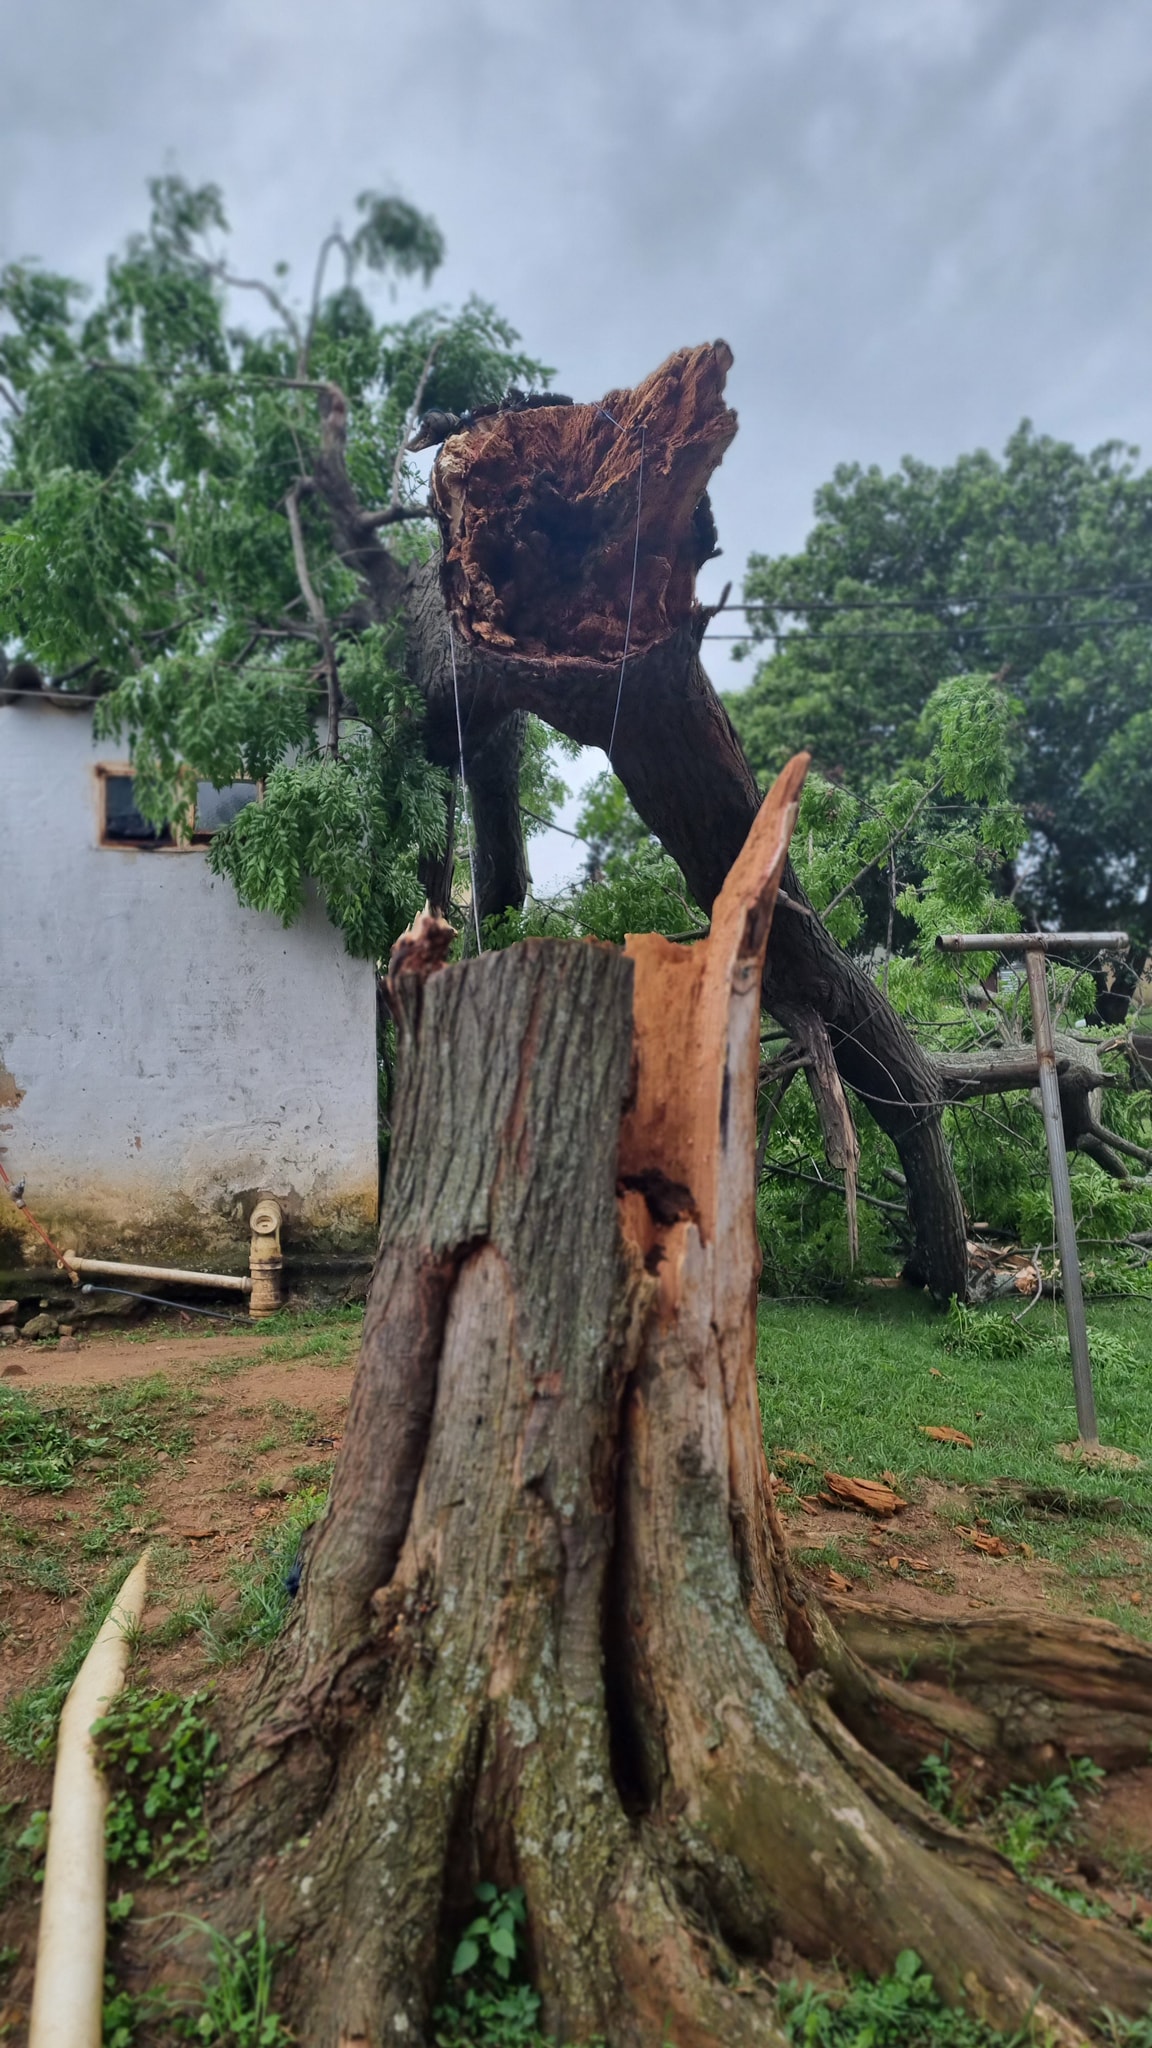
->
xmin=777 ymin=1949 xmax=1030 ymax=2044
xmin=201 ymin=1488 xmax=326 ymax=1662
xmin=435 ymin=1884 xmax=543 ymax=2048
xmin=0 ymin=1388 xmax=79 ymax=1492
xmin=94 ymin=1687 xmax=222 ymax=1879
xmin=172 ymin=1914 xmax=293 ymax=2045
xmin=943 ymin=1298 xmax=1032 ymax=1361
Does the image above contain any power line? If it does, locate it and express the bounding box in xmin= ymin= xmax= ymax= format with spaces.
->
xmin=721 ymin=579 xmax=1152 ymax=615
xmin=704 ymin=612 xmax=1152 ymax=645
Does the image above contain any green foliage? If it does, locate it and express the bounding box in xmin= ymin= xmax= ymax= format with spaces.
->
xmin=1 ymin=175 xmax=552 ymax=960
xmin=749 ymin=669 xmax=1152 ymax=1291
xmin=942 ymin=1299 xmax=1032 ymax=1360
xmin=731 ymin=424 xmax=1152 ymax=934
xmin=990 ymin=1757 xmax=1105 ymax=1882
xmin=0 ymin=1389 xmax=79 ymax=1492
xmin=205 ymin=629 xmax=447 ymax=958
xmin=435 ymin=1885 xmax=544 ymax=2048
xmin=94 ymin=1686 xmax=222 ymax=1878
xmin=173 ymin=1914 xmax=293 ymax=2045
xmin=776 ymin=1948 xmax=1029 ymax=2046
xmin=201 ymin=1486 xmax=327 ymax=1662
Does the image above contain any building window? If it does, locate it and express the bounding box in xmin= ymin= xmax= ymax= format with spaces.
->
xmin=98 ymin=769 xmax=258 ymax=849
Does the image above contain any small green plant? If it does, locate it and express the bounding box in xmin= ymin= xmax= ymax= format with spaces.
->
xmin=94 ymin=1687 xmax=222 ymax=1878
xmin=434 ymin=1884 xmax=544 ymax=2048
xmin=1098 ymin=2011 xmax=1152 ymax=2047
xmin=777 ymin=1948 xmax=1030 ymax=2045
xmin=941 ymin=1300 xmax=1032 ymax=1362
xmin=173 ymin=1914 xmax=293 ymax=2044
xmin=917 ymin=1748 xmax=961 ymax=1823
xmin=991 ymin=1757 xmax=1105 ymax=1881
xmin=0 ymin=1389 xmax=79 ymax=1492
xmin=201 ymin=1488 xmax=326 ymax=1662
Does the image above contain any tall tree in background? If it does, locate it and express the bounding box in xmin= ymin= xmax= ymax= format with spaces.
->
xmin=731 ymin=427 xmax=1152 ymax=938
xmin=0 ymin=176 xmax=556 ymax=958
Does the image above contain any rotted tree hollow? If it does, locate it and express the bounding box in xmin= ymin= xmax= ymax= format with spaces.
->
xmin=214 ymin=761 xmax=1152 ymax=2047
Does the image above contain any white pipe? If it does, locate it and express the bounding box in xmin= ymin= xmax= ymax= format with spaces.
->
xmin=62 ymin=1252 xmax=252 ymax=1293
xmin=28 ymin=1550 xmax=151 ymax=2048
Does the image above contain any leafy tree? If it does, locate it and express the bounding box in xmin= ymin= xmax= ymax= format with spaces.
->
xmin=753 ymin=674 xmax=1152 ymax=1291
xmin=730 ymin=425 xmax=1152 ymax=936
xmin=0 ymin=176 xmax=554 ymax=959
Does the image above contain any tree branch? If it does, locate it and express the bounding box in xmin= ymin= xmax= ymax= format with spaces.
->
xmin=820 ymin=780 xmax=940 ymax=919
xmin=387 ymin=338 xmax=442 ymax=511
xmin=298 ymin=230 xmax=354 ymax=378
xmin=285 ymin=481 xmax=341 ymax=757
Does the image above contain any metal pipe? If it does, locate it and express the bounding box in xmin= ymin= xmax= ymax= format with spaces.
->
xmin=62 ymin=1252 xmax=251 ymax=1293
xmin=1024 ymin=947 xmax=1099 ymax=1446
xmin=937 ymin=931 xmax=1129 ymax=955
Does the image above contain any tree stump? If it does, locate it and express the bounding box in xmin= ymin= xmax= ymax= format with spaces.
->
xmin=214 ymin=760 xmax=1152 ymax=2046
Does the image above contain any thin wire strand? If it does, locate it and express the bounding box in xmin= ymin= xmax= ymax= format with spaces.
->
xmin=607 ymin=425 xmax=646 ymax=765
xmin=447 ymin=621 xmax=484 ymax=955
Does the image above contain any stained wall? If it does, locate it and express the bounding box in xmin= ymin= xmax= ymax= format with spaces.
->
xmin=0 ymin=700 xmax=379 ymax=1272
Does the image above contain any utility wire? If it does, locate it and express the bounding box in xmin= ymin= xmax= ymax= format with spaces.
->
xmin=704 ymin=613 xmax=1152 ymax=644
xmin=720 ymin=579 xmax=1152 ymax=614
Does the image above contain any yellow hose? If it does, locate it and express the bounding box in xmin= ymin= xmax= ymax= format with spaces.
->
xmin=28 ymin=1549 xmax=151 ymax=2048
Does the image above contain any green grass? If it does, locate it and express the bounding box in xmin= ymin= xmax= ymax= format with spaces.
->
xmin=758 ymin=1292 xmax=1152 ymax=1507
xmin=759 ymin=1291 xmax=1152 ymax=1629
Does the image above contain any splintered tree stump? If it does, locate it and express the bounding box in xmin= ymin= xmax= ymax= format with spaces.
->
xmin=213 ymin=762 xmax=1152 ymax=2046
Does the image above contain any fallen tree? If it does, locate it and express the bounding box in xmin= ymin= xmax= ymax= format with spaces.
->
xmin=305 ymin=344 xmax=970 ymax=1303
xmin=206 ymin=764 xmax=1152 ymax=2045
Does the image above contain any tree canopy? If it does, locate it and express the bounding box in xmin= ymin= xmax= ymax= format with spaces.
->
xmin=0 ymin=176 xmax=559 ymax=958
xmin=728 ymin=425 xmax=1152 ymax=938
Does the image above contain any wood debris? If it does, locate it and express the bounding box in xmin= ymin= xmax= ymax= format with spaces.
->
xmin=919 ymin=1424 xmax=975 ymax=1448
xmin=957 ymin=1525 xmax=1009 ymax=1557
xmin=823 ymin=1471 xmax=908 ymax=1517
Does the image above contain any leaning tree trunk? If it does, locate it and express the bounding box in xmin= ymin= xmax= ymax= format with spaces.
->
xmin=211 ymin=763 xmax=1152 ymax=2047
xmin=313 ymin=343 xmax=969 ymax=1300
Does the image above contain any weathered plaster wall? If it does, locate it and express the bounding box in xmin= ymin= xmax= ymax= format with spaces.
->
xmin=0 ymin=701 xmax=379 ymax=1270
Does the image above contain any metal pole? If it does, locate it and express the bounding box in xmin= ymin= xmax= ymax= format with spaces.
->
xmin=1023 ymin=947 xmax=1099 ymax=1446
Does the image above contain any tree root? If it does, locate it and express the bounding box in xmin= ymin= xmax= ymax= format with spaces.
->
xmin=822 ymin=1594 xmax=1152 ymax=1782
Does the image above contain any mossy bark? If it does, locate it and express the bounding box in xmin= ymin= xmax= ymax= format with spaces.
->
xmin=212 ymin=767 xmax=1152 ymax=2046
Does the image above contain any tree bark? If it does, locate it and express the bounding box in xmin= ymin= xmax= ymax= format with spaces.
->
xmin=210 ymin=765 xmax=1152 ymax=2047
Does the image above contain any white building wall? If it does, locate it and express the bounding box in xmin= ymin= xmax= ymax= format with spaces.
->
xmin=0 ymin=700 xmax=379 ymax=1268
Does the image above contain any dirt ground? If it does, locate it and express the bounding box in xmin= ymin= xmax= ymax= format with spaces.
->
xmin=3 ymin=1316 xmax=1152 ymax=2037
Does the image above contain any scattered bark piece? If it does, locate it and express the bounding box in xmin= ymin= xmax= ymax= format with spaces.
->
xmin=823 ymin=1472 xmax=908 ymax=1516
xmin=826 ymin=1569 xmax=852 ymax=1593
xmin=796 ymin=1496 xmax=821 ymax=1516
xmin=957 ymin=1527 xmax=1010 ymax=1557
xmin=920 ymin=1425 xmax=975 ymax=1449
xmin=776 ymin=1449 xmax=816 ymax=1467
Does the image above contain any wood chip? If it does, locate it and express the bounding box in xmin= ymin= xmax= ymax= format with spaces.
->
xmin=957 ymin=1525 xmax=1009 ymax=1556
xmin=929 ymin=1368 xmax=943 ymax=1378
xmin=797 ymin=1496 xmax=821 ymax=1516
xmin=176 ymin=1528 xmax=218 ymax=1541
xmin=776 ymin=1450 xmax=816 ymax=1467
xmin=823 ymin=1472 xmax=908 ymax=1517
xmin=825 ymin=1569 xmax=852 ymax=1593
xmin=887 ymin=1555 xmax=932 ymax=1572
xmin=920 ymin=1425 xmax=975 ymax=1448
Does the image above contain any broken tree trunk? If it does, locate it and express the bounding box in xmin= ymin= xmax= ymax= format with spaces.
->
xmin=312 ymin=342 xmax=968 ymax=1302
xmin=211 ymin=763 xmax=1152 ymax=2046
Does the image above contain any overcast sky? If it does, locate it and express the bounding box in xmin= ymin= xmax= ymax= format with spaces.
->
xmin=4 ymin=0 xmax=1150 ymax=885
